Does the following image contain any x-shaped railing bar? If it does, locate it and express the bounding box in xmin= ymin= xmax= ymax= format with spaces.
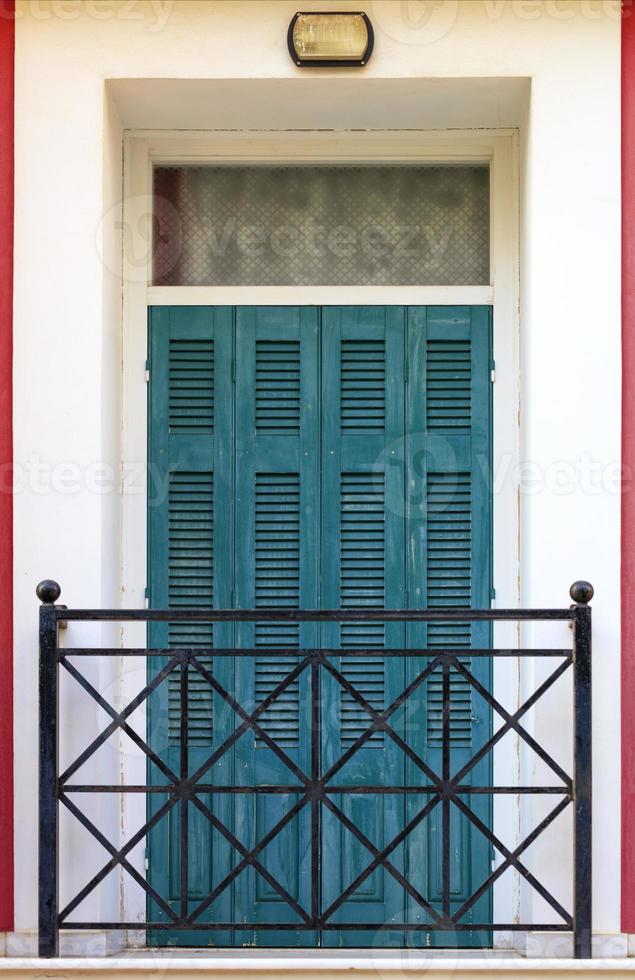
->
xmin=450 ymin=795 xmax=572 ymax=924
xmin=59 ymin=655 xmax=182 ymax=785
xmin=319 ymin=654 xmax=444 ymax=787
xmin=319 ymin=794 xmax=445 ymax=926
xmin=188 ymin=794 xmax=311 ymax=925
xmin=188 ymin=655 xmax=312 ymax=786
xmin=452 ymin=660 xmax=573 ymax=790
xmin=57 ymin=793 xmax=179 ymax=923
xmin=188 ymin=796 xmax=308 ymax=923
xmin=450 ymin=793 xmax=572 ymax=924
xmin=450 ymin=656 xmax=573 ymax=788
xmin=59 ymin=794 xmax=178 ymax=923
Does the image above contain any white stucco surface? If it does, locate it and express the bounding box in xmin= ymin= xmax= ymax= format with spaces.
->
xmin=11 ymin=0 xmax=621 ymax=946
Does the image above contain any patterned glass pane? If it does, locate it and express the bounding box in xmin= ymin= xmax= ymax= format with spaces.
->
xmin=153 ymin=165 xmax=489 ymax=287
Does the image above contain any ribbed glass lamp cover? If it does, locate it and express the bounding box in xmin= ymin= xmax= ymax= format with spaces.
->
xmin=292 ymin=13 xmax=369 ymax=61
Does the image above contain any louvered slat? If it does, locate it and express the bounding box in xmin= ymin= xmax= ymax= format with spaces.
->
xmin=426 ymin=472 xmax=472 ymax=747
xmin=426 ymin=339 xmax=471 ymax=431
xmin=256 ymin=340 xmax=300 ymax=433
xmin=167 ymin=471 xmax=214 ymax=746
xmin=339 ymin=472 xmax=385 ymax=746
xmin=254 ymin=473 xmax=300 ymax=748
xmin=168 ymin=338 xmax=214 ymax=433
xmin=340 ymin=339 xmax=386 ymax=433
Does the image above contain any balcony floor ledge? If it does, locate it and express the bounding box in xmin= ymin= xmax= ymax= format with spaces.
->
xmin=0 ymin=955 xmax=635 ymax=979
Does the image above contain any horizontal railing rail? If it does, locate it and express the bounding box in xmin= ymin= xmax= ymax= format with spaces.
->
xmin=37 ymin=579 xmax=593 ymax=959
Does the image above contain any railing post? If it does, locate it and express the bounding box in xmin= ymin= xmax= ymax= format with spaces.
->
xmin=37 ymin=580 xmax=61 ymax=958
xmin=570 ymin=580 xmax=593 ymax=959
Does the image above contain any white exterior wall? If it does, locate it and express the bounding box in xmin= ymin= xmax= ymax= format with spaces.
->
xmin=11 ymin=0 xmax=621 ymax=946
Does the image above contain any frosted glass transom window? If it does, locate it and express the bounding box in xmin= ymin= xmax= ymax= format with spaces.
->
xmin=153 ymin=165 xmax=490 ymax=287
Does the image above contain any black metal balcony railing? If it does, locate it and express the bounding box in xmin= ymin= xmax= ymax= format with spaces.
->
xmin=38 ymin=580 xmax=593 ymax=959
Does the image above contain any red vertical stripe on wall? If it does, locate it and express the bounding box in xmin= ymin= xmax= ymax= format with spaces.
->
xmin=0 ymin=0 xmax=13 ymax=934
xmin=624 ymin=0 xmax=635 ymax=933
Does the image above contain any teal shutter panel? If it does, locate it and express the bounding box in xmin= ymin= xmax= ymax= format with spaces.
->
xmin=321 ymin=307 xmax=407 ymax=947
xmin=406 ymin=306 xmax=492 ymax=947
xmin=233 ymin=307 xmax=319 ymax=946
xmin=147 ymin=307 xmax=234 ymax=945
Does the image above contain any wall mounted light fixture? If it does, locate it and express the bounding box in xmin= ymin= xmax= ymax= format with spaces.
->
xmin=288 ymin=12 xmax=374 ymax=68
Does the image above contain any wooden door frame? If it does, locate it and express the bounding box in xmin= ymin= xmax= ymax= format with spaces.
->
xmin=120 ymin=129 xmax=520 ymax=944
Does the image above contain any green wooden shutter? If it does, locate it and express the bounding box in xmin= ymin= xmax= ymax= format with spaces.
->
xmin=320 ymin=307 xmax=408 ymax=947
xmin=147 ymin=307 xmax=234 ymax=945
xmin=233 ymin=307 xmax=319 ymax=945
xmin=406 ymin=306 xmax=492 ymax=946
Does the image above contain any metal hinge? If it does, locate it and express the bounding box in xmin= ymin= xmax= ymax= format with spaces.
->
xmin=144 ymin=848 xmax=149 ymax=872
xmin=144 ymin=586 xmax=150 ymax=610
xmin=490 ymin=586 xmax=496 ymax=608
xmin=490 ymin=358 xmax=496 ymax=384
xmin=145 ymin=359 xmax=150 ymax=383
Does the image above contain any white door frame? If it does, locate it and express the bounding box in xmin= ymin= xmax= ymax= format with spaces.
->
xmin=119 ymin=128 xmax=520 ymax=939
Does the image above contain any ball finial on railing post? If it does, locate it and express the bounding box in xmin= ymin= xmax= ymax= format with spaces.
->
xmin=36 ymin=580 xmax=61 ymax=605
xmin=570 ymin=581 xmax=594 ymax=605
